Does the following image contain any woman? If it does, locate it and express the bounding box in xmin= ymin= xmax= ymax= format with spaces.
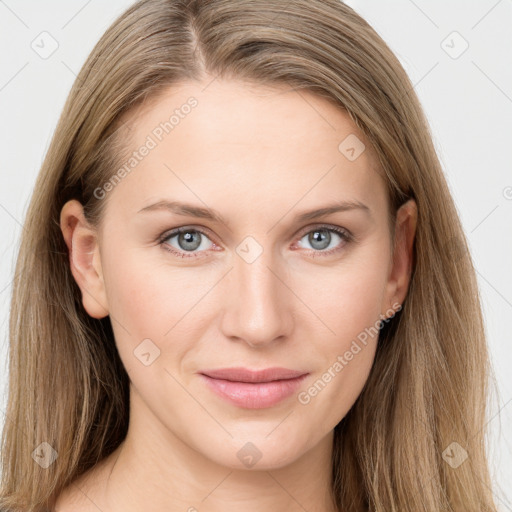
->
xmin=0 ymin=0 xmax=498 ymax=510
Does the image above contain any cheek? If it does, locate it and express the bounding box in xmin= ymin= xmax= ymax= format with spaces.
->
xmin=105 ymin=264 xmax=167 ymax=335
xmin=103 ymin=248 xmax=201 ymax=333
xmin=303 ymin=255 xmax=388 ymax=346
xmin=101 ymin=249 xmax=221 ymax=371
xmin=296 ymin=286 xmax=381 ymax=430
xmin=101 ymin=253 xmax=204 ymax=396
xmin=293 ymin=257 xmax=387 ymax=418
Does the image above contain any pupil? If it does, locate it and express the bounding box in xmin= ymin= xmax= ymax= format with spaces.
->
xmin=179 ymin=231 xmax=200 ymax=251
xmin=310 ymin=229 xmax=330 ymax=250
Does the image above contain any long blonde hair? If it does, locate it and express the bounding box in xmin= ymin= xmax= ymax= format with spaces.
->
xmin=0 ymin=1 xmax=498 ymax=510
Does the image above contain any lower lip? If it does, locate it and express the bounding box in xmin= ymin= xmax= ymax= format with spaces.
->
xmin=199 ymin=374 xmax=308 ymax=409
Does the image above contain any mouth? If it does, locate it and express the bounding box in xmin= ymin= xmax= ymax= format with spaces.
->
xmin=198 ymin=367 xmax=309 ymax=409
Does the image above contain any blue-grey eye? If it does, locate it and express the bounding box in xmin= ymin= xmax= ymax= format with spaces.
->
xmin=165 ymin=229 xmax=213 ymax=252
xmin=299 ymin=228 xmax=346 ymax=251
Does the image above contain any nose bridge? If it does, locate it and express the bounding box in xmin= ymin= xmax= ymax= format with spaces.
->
xmin=220 ymin=236 xmax=293 ymax=346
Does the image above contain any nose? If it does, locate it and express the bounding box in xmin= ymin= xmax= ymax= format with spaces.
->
xmin=219 ymin=246 xmax=294 ymax=349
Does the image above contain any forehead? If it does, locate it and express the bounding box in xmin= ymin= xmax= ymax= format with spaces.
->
xmin=104 ymin=79 xmax=388 ymax=221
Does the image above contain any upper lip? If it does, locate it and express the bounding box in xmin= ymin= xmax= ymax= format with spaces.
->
xmin=200 ymin=367 xmax=308 ymax=383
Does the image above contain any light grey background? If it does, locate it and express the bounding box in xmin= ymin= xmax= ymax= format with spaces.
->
xmin=0 ymin=0 xmax=510 ymax=509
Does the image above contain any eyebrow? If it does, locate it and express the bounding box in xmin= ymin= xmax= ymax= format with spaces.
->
xmin=137 ymin=199 xmax=371 ymax=225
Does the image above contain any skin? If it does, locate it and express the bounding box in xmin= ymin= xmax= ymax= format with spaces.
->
xmin=56 ymin=78 xmax=417 ymax=512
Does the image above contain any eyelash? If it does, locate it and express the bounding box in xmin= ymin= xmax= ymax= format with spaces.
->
xmin=157 ymin=224 xmax=354 ymax=260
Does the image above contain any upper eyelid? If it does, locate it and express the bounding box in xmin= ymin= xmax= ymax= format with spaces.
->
xmin=297 ymin=223 xmax=351 ymax=237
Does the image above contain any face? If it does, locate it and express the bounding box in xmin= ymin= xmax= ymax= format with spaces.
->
xmin=61 ymin=78 xmax=415 ymax=471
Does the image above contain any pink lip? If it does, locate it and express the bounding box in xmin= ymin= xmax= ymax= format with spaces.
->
xmin=199 ymin=367 xmax=309 ymax=409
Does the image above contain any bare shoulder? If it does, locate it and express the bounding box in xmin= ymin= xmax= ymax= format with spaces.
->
xmin=53 ymin=445 xmax=123 ymax=511
xmin=53 ymin=463 xmax=109 ymax=512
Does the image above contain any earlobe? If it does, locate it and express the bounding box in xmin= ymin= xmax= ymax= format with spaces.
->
xmin=382 ymin=198 xmax=417 ymax=318
xmin=60 ymin=199 xmax=109 ymax=319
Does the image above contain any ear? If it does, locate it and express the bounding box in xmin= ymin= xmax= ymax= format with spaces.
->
xmin=381 ymin=198 xmax=417 ymax=318
xmin=60 ymin=199 xmax=109 ymax=319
